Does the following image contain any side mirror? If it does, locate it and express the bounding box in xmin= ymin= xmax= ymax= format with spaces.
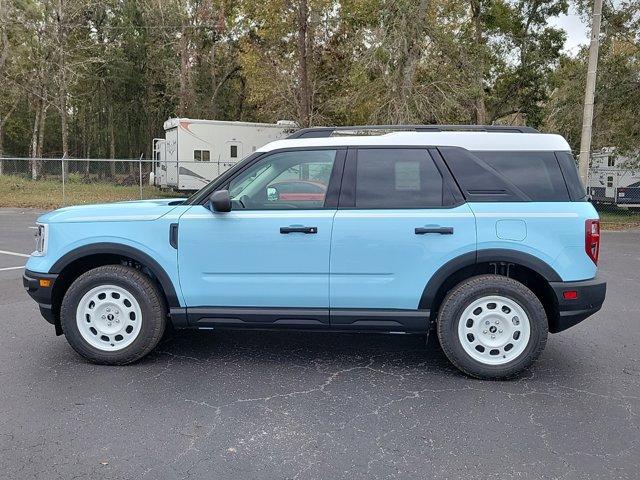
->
xmin=209 ymin=189 xmax=232 ymax=213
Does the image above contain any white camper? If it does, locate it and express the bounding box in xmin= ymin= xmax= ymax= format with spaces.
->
xmin=588 ymin=150 xmax=640 ymax=209
xmin=152 ymin=118 xmax=297 ymax=191
xmin=151 ymin=138 xmax=166 ymax=187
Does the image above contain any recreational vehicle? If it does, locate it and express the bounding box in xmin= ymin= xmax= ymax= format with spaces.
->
xmin=588 ymin=150 xmax=640 ymax=209
xmin=152 ymin=118 xmax=297 ymax=191
xmin=151 ymin=137 xmax=165 ymax=185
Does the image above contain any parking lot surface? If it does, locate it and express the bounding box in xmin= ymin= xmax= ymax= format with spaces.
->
xmin=0 ymin=207 xmax=638 ymax=479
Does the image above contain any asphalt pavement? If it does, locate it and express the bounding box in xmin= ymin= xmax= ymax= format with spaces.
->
xmin=0 ymin=207 xmax=638 ymax=479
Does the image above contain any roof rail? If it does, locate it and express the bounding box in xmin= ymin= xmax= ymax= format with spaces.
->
xmin=287 ymin=124 xmax=539 ymax=139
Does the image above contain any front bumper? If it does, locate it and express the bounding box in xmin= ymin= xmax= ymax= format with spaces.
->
xmin=549 ymin=276 xmax=607 ymax=333
xmin=23 ymin=269 xmax=59 ymax=328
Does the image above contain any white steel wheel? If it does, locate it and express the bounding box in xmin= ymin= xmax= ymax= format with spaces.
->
xmin=76 ymin=284 xmax=143 ymax=352
xmin=457 ymin=295 xmax=531 ymax=366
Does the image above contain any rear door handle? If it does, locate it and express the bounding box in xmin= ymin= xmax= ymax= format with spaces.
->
xmin=415 ymin=227 xmax=454 ymax=235
xmin=280 ymin=226 xmax=318 ymax=234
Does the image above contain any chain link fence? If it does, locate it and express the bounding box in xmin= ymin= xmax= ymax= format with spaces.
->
xmin=1 ymin=155 xmax=639 ymax=229
xmin=587 ymin=165 xmax=640 ymax=229
xmin=0 ymin=157 xmax=194 ymax=209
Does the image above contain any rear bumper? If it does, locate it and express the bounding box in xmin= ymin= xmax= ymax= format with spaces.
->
xmin=23 ymin=269 xmax=59 ymax=327
xmin=549 ymin=276 xmax=606 ymax=333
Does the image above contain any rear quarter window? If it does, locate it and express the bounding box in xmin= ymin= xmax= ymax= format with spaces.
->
xmin=471 ymin=151 xmax=570 ymax=201
xmin=555 ymin=152 xmax=587 ymax=200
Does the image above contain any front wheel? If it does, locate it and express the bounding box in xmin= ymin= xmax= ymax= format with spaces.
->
xmin=437 ymin=275 xmax=548 ymax=379
xmin=60 ymin=265 xmax=166 ymax=365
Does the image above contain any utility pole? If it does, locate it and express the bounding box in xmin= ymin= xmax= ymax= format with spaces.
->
xmin=578 ymin=0 xmax=603 ymax=186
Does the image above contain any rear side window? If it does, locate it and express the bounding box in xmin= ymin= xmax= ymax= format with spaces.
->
xmin=471 ymin=151 xmax=569 ymax=201
xmin=355 ymin=149 xmax=443 ymax=208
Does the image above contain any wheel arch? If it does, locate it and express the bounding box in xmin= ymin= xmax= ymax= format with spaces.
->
xmin=421 ymin=249 xmax=561 ymax=324
xmin=49 ymin=243 xmax=179 ymax=330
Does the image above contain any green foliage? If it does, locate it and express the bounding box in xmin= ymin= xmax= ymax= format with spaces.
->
xmin=65 ymin=172 xmax=83 ymax=183
xmin=0 ymin=0 xmax=638 ymax=160
xmin=543 ymin=1 xmax=640 ymax=162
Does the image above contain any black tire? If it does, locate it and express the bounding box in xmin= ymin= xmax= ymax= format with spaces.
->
xmin=436 ymin=274 xmax=548 ymax=380
xmin=60 ymin=265 xmax=166 ymax=365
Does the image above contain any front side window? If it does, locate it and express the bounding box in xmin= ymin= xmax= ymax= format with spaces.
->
xmin=355 ymin=149 xmax=443 ymax=208
xmin=227 ymin=149 xmax=336 ymax=210
xmin=230 ymin=145 xmax=238 ymax=158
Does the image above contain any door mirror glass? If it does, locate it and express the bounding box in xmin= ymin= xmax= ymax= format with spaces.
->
xmin=209 ymin=189 xmax=232 ymax=213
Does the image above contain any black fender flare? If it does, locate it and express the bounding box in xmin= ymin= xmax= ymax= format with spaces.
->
xmin=418 ymin=248 xmax=562 ymax=310
xmin=50 ymin=242 xmax=180 ymax=308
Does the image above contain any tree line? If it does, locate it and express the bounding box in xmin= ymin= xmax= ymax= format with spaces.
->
xmin=0 ymin=0 xmax=638 ymax=162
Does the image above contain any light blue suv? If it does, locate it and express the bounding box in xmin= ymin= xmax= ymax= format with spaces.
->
xmin=23 ymin=126 xmax=606 ymax=378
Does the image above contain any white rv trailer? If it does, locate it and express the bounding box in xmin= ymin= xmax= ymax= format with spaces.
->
xmin=152 ymin=118 xmax=297 ymax=191
xmin=151 ymin=138 xmax=166 ymax=187
xmin=588 ymin=150 xmax=640 ymax=209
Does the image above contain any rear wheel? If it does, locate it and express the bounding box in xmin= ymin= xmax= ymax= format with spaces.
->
xmin=437 ymin=275 xmax=548 ymax=379
xmin=60 ymin=265 xmax=166 ymax=365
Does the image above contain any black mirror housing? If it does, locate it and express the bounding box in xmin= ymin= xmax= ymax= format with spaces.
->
xmin=209 ymin=189 xmax=232 ymax=213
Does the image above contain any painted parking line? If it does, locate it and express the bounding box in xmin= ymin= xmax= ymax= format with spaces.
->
xmin=0 ymin=250 xmax=30 ymax=258
xmin=0 ymin=266 xmax=25 ymax=272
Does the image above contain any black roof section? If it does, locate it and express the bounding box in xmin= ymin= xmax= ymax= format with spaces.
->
xmin=287 ymin=124 xmax=540 ymax=139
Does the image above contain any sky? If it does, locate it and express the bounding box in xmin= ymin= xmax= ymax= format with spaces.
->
xmin=548 ymin=6 xmax=590 ymax=55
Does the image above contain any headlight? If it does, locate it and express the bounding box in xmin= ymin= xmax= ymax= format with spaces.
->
xmin=32 ymin=223 xmax=48 ymax=256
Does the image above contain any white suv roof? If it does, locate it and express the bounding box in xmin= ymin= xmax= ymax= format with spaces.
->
xmin=258 ymin=131 xmax=571 ymax=153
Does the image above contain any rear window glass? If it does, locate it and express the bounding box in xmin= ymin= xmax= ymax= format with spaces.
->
xmin=471 ymin=151 xmax=569 ymax=201
xmin=356 ymin=149 xmax=443 ymax=208
xmin=555 ymin=152 xmax=587 ymax=200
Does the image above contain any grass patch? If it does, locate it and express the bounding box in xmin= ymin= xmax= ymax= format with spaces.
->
xmin=595 ymin=204 xmax=640 ymax=230
xmin=0 ymin=174 xmax=183 ymax=209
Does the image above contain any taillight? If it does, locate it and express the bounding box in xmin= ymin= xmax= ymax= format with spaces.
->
xmin=585 ymin=219 xmax=600 ymax=265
